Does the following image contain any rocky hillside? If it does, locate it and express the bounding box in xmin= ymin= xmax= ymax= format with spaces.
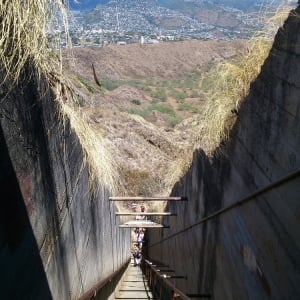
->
xmin=67 ymin=40 xmax=243 ymax=80
xmin=63 ymin=40 xmax=245 ymax=195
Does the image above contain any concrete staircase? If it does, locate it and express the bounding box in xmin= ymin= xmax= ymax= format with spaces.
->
xmin=115 ymin=260 xmax=154 ymax=300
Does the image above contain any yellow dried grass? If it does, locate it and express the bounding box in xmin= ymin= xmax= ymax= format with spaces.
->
xmin=202 ymin=1 xmax=291 ymax=151
xmin=0 ymin=0 xmax=68 ymax=85
xmin=60 ymin=103 xmax=119 ymax=193
xmin=0 ymin=1 xmax=117 ymax=191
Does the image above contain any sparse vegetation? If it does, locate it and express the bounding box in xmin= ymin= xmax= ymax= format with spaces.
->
xmin=0 ymin=1 xmax=120 ymax=191
xmin=78 ymin=77 xmax=96 ymax=93
xmin=101 ymin=78 xmax=123 ymax=90
xmin=166 ymin=114 xmax=182 ymax=127
xmin=131 ymin=99 xmax=142 ymax=105
xmin=126 ymin=79 xmax=146 ymax=89
xmin=149 ymin=103 xmax=175 ymax=115
xmin=171 ymin=90 xmax=187 ymax=102
xmin=190 ymin=90 xmax=200 ymax=98
xmin=129 ymin=103 xmax=176 ymax=118
xmin=156 ymin=75 xmax=200 ymax=90
xmin=6 ymin=0 xmax=288 ymax=200
xmin=120 ymin=168 xmax=160 ymax=196
xmin=61 ymin=104 xmax=119 ymax=191
xmin=164 ymin=146 xmax=193 ymax=190
xmin=141 ymin=85 xmax=152 ymax=92
xmin=200 ymin=75 xmax=216 ymax=93
xmin=202 ymin=2 xmax=290 ymax=150
xmin=0 ymin=0 xmax=68 ymax=86
xmin=178 ymin=102 xmax=200 ymax=113
xmin=151 ymin=88 xmax=168 ymax=101
xmin=57 ymin=3 xmax=292 ymax=198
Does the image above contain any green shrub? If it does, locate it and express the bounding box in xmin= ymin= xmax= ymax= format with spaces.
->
xmin=141 ymin=86 xmax=152 ymax=92
xmin=150 ymin=103 xmax=175 ymax=115
xmin=181 ymin=77 xmax=197 ymax=89
xmin=166 ymin=114 xmax=182 ymax=127
xmin=131 ymin=99 xmax=141 ymax=105
xmin=128 ymin=108 xmax=147 ymax=117
xmin=171 ymin=90 xmax=187 ymax=102
xmin=198 ymin=92 xmax=207 ymax=100
xmin=101 ymin=78 xmax=123 ymax=90
xmin=190 ymin=90 xmax=199 ymax=98
xmin=77 ymin=77 xmax=96 ymax=93
xmin=161 ymin=80 xmax=168 ymax=86
xmin=128 ymin=103 xmax=175 ymax=118
xmin=178 ymin=103 xmax=200 ymax=113
xmin=201 ymin=75 xmax=217 ymax=93
xmin=203 ymin=61 xmax=215 ymax=72
xmin=151 ymin=88 xmax=167 ymax=101
xmin=126 ymin=79 xmax=144 ymax=88
xmin=145 ymin=79 xmax=153 ymax=86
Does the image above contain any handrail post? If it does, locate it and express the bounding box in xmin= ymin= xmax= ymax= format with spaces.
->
xmin=159 ymin=276 xmax=163 ymax=300
xmin=171 ymin=290 xmax=175 ymax=300
xmin=142 ymin=259 xmax=192 ymax=300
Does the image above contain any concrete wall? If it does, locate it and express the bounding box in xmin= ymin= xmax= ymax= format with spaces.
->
xmin=0 ymin=66 xmax=130 ymax=299
xmin=148 ymin=6 xmax=300 ymax=300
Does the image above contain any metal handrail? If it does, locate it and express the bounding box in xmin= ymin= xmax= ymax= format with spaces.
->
xmin=109 ymin=196 xmax=188 ymax=201
xmin=142 ymin=259 xmax=191 ymax=300
xmin=77 ymin=257 xmax=131 ymax=300
xmin=148 ymin=169 xmax=300 ymax=248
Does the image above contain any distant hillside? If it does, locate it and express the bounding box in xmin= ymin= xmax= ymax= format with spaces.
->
xmin=212 ymin=0 xmax=281 ymax=11
xmin=158 ymin=0 xmax=276 ymax=11
xmin=66 ymin=40 xmax=244 ymax=80
xmin=63 ymin=39 xmax=245 ymax=194
xmin=75 ymin=0 xmax=265 ymax=41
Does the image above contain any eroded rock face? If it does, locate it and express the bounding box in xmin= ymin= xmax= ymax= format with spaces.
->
xmin=0 ymin=66 xmax=130 ymax=299
xmin=148 ymin=6 xmax=300 ymax=300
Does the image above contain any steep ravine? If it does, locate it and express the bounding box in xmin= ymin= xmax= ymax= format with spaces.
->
xmin=0 ymin=66 xmax=131 ymax=299
xmin=148 ymin=6 xmax=300 ymax=300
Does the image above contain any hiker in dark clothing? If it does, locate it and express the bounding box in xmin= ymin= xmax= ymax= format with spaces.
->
xmin=133 ymin=248 xmax=142 ymax=266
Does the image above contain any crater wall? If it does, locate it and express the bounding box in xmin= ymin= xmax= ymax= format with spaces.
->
xmin=148 ymin=6 xmax=300 ymax=300
xmin=0 ymin=66 xmax=130 ymax=299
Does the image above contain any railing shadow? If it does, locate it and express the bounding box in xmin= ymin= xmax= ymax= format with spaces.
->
xmin=141 ymin=258 xmax=211 ymax=300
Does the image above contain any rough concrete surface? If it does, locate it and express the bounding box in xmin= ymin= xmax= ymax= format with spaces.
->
xmin=115 ymin=261 xmax=154 ymax=300
xmin=147 ymin=6 xmax=300 ymax=300
xmin=0 ymin=66 xmax=130 ymax=299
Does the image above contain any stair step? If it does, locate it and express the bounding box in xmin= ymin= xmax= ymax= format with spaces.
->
xmin=115 ymin=263 xmax=153 ymax=300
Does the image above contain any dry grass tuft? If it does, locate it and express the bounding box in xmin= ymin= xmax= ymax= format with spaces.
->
xmin=164 ymin=147 xmax=194 ymax=192
xmin=60 ymin=103 xmax=119 ymax=192
xmin=202 ymin=2 xmax=291 ymax=151
xmin=0 ymin=0 xmax=68 ymax=86
xmin=0 ymin=1 xmax=118 ymax=191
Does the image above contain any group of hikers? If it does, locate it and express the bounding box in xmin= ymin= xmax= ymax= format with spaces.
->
xmin=128 ymin=202 xmax=145 ymax=214
xmin=132 ymin=227 xmax=145 ymax=266
xmin=133 ymin=204 xmax=146 ymax=266
xmin=128 ymin=202 xmax=147 ymax=266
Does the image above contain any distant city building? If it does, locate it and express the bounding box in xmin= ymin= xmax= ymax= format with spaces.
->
xmin=148 ymin=39 xmax=159 ymax=44
xmin=47 ymin=0 xmax=275 ymax=48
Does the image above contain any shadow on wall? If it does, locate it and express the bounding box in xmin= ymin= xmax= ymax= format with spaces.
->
xmin=0 ymin=125 xmax=52 ymax=299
